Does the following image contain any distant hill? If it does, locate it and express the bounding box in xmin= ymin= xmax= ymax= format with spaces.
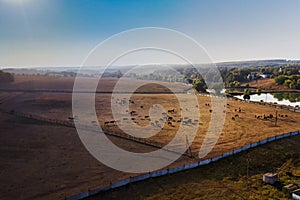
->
xmin=215 ymin=59 xmax=300 ymax=68
xmin=2 ymin=59 xmax=300 ymax=76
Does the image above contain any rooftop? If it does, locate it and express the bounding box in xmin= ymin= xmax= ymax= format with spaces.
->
xmin=293 ymin=189 xmax=300 ymax=196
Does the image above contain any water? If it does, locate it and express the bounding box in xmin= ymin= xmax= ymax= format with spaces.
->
xmin=234 ymin=93 xmax=300 ymax=107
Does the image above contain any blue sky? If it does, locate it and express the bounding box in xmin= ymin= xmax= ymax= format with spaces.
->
xmin=0 ymin=0 xmax=300 ymax=67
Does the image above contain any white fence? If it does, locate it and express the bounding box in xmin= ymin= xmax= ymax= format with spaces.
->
xmin=64 ymin=130 xmax=300 ymax=200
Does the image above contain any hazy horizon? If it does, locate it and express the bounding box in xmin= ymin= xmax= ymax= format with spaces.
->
xmin=2 ymin=58 xmax=300 ymax=69
xmin=0 ymin=58 xmax=300 ymax=69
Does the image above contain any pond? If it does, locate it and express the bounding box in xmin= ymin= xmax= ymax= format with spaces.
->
xmin=234 ymin=93 xmax=300 ymax=107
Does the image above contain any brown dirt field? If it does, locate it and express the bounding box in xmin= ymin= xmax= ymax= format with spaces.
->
xmin=99 ymin=93 xmax=300 ymax=159
xmin=243 ymin=78 xmax=289 ymax=90
xmin=1 ymin=91 xmax=299 ymax=159
xmin=0 ymin=75 xmax=190 ymax=93
xmin=0 ymin=110 xmax=195 ymax=200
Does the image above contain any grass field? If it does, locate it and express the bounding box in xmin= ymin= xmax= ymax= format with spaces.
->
xmin=89 ymin=134 xmax=300 ymax=200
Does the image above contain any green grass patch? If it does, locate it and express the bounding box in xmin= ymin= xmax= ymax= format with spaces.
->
xmin=89 ymin=134 xmax=300 ymax=200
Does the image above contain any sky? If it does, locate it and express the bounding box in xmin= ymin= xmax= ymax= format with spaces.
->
xmin=0 ymin=0 xmax=300 ymax=67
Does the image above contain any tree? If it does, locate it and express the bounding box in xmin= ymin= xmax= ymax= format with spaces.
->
xmin=274 ymin=75 xmax=287 ymax=85
xmin=243 ymin=94 xmax=250 ymax=100
xmin=297 ymin=79 xmax=300 ymax=89
xmin=185 ymin=78 xmax=193 ymax=84
xmin=283 ymin=79 xmax=292 ymax=87
xmin=192 ymin=78 xmax=207 ymax=93
xmin=0 ymin=70 xmax=14 ymax=83
xmin=229 ymin=81 xmax=240 ymax=88
xmin=116 ymin=70 xmax=122 ymax=78
xmin=243 ymin=88 xmax=250 ymax=100
xmin=256 ymin=88 xmax=261 ymax=95
xmin=289 ymin=81 xmax=296 ymax=89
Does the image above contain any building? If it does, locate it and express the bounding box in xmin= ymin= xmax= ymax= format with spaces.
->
xmin=260 ymin=74 xmax=270 ymax=79
xmin=283 ymin=184 xmax=299 ymax=193
xmin=263 ymin=173 xmax=279 ymax=185
xmin=279 ymin=67 xmax=283 ymax=73
xmin=292 ymin=189 xmax=300 ymax=200
xmin=247 ymin=73 xmax=256 ymax=80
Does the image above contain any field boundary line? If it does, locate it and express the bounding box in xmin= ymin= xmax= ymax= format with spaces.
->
xmin=0 ymin=108 xmax=193 ymax=158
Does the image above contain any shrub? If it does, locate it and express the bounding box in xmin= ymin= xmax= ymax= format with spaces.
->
xmin=0 ymin=70 xmax=14 ymax=83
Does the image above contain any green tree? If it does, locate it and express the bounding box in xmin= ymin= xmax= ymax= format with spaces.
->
xmin=256 ymin=88 xmax=262 ymax=95
xmin=229 ymin=81 xmax=240 ymax=88
xmin=289 ymin=81 xmax=296 ymax=89
xmin=192 ymin=78 xmax=207 ymax=93
xmin=274 ymin=75 xmax=287 ymax=85
xmin=0 ymin=70 xmax=14 ymax=83
xmin=297 ymin=79 xmax=300 ymax=89
xmin=243 ymin=93 xmax=250 ymax=100
xmin=243 ymin=88 xmax=251 ymax=100
xmin=283 ymin=79 xmax=292 ymax=87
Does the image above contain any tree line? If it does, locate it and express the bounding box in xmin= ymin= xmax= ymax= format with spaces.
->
xmin=0 ymin=70 xmax=14 ymax=83
xmin=125 ymin=64 xmax=300 ymax=93
xmin=274 ymin=75 xmax=300 ymax=89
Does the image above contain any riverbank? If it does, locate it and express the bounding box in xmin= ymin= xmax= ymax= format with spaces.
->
xmin=227 ymin=93 xmax=300 ymax=109
xmin=227 ymin=89 xmax=300 ymax=96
